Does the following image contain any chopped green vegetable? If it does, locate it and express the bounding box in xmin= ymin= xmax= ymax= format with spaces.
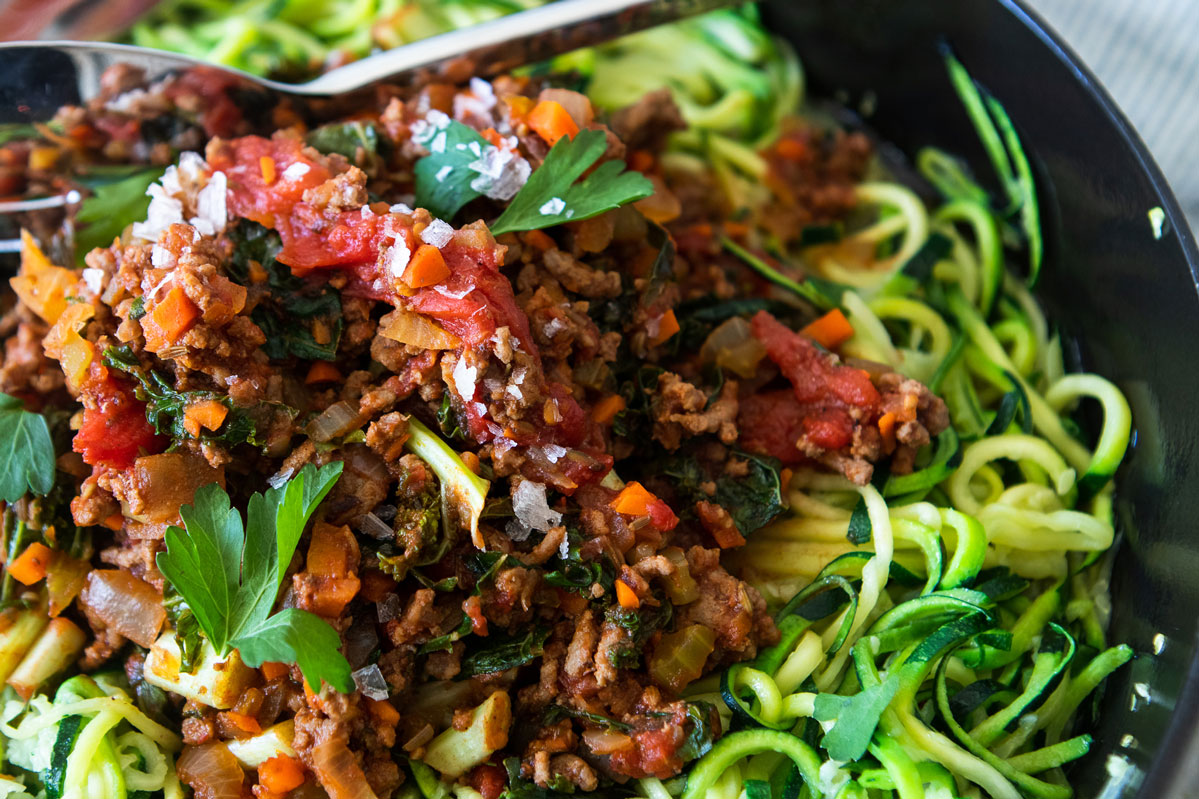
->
xmin=103 ymin=346 xmax=264 ymax=446
xmin=460 ymin=626 xmax=550 ymax=677
xmin=413 ymin=118 xmax=495 ymax=220
xmin=307 ymin=121 xmax=380 ymax=160
xmin=156 ymin=462 xmax=353 ymax=691
xmin=489 ymin=129 xmax=653 ymax=236
xmin=227 ymin=222 xmax=343 ymax=361
xmin=74 ymin=167 xmax=164 ymax=263
xmin=0 ymin=392 xmax=55 ymax=503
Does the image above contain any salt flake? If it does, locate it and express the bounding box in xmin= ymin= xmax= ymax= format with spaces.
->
xmin=539 ymin=197 xmax=566 ymax=216
xmin=420 ymin=219 xmax=454 ymax=248
xmin=512 ymin=481 xmax=562 ymax=534
xmin=282 ymin=162 xmax=310 ymax=181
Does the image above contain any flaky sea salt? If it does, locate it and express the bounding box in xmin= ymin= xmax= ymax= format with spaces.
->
xmin=351 ymin=664 xmax=390 ymax=700
xmin=512 ymin=481 xmax=562 ymax=534
xmin=469 ymin=145 xmax=531 ymax=201
xmin=385 ymin=238 xmax=411 ymax=278
xmin=81 ymin=268 xmax=104 ymax=295
xmin=542 ymin=444 xmax=568 ymax=463
xmin=282 ymin=162 xmax=310 ymax=181
xmin=539 ymin=197 xmax=566 ymax=216
xmin=420 ymin=219 xmax=454 ymax=248
xmin=451 ymin=356 xmax=478 ymax=402
xmin=192 ymin=170 xmax=227 ymax=235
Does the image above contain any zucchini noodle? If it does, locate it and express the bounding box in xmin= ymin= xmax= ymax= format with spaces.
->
xmin=674 ymin=53 xmax=1134 ymax=799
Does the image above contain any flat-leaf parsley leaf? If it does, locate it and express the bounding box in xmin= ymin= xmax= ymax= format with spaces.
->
xmin=489 ymin=128 xmax=653 ymax=236
xmin=0 ymin=392 xmax=55 ymax=503
xmin=156 ymin=462 xmax=353 ymax=691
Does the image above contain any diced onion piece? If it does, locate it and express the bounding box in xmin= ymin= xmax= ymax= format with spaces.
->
xmin=379 ymin=307 xmax=461 ymax=351
xmin=47 ymin=552 xmax=90 ymax=617
xmin=307 ymin=401 xmax=362 ymax=443
xmin=700 ymin=316 xmax=767 ymax=378
xmin=80 ymin=570 xmax=165 ymax=648
xmin=177 ymin=741 xmax=247 ymax=799
xmin=582 ymin=728 xmax=634 ymax=755
xmin=311 ymin=738 xmax=380 ymax=799
xmin=538 ymin=88 xmax=595 ymax=128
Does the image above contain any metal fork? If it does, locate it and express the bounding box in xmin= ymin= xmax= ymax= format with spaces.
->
xmin=0 ymin=0 xmax=729 ymax=255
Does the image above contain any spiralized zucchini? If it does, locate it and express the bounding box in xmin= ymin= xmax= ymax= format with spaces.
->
xmin=657 ymin=50 xmax=1133 ymax=799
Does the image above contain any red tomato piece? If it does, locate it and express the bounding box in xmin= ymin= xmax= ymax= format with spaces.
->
xmin=73 ymin=380 xmax=164 ymax=469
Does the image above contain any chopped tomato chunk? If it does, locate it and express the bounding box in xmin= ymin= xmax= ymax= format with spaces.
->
xmin=73 ymin=378 xmax=165 ymax=469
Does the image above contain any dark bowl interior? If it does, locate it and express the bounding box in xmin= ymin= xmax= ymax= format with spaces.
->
xmin=762 ymin=0 xmax=1199 ymax=796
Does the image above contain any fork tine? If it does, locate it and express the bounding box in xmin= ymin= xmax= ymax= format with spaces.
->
xmin=0 ymin=190 xmax=81 ymax=214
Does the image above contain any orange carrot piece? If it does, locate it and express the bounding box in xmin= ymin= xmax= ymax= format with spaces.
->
xmin=629 ymin=149 xmax=654 ymax=173
xmin=724 ymin=221 xmax=750 ymax=239
xmin=460 ymin=450 xmax=482 ymax=475
xmin=259 ymin=754 xmax=306 ymax=794
xmin=150 ymin=286 xmax=200 ymax=345
xmin=366 ymin=697 xmax=400 ymax=726
xmin=259 ymin=155 xmax=277 ymax=185
xmin=615 ymin=579 xmax=640 ymax=610
xmin=801 ymin=308 xmax=855 ymax=350
xmin=591 ymin=394 xmax=626 ymax=424
xmin=306 ymin=523 xmax=356 ymax=577
xmin=402 ymin=245 xmax=450 ymax=288
xmin=650 ymin=309 xmax=680 ymax=346
xmin=9 ymin=542 xmax=53 ymax=585
xmin=225 ymin=711 xmax=262 ymax=735
xmin=359 ymin=569 xmax=397 ymax=603
xmin=183 ymin=400 xmax=228 ymax=438
xmin=878 ymin=411 xmax=898 ymax=449
xmin=776 ymin=138 xmax=808 ymax=161
xmin=260 ymin=661 xmax=289 ymax=681
xmin=522 ymin=229 xmax=556 ymax=251
xmin=102 ymin=513 xmax=124 ymax=531
xmin=527 ymin=100 xmax=579 ymax=146
xmin=611 ymin=482 xmax=657 ymax=516
xmin=304 ymin=361 xmax=342 ymax=385
xmin=711 ymin=524 xmax=747 ymax=550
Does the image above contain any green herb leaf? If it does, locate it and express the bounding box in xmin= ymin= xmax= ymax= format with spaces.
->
xmin=156 ymin=462 xmax=352 ymax=690
xmin=103 ymin=345 xmax=267 ymax=446
xmin=306 ymin=121 xmax=379 ymax=160
xmin=74 ymin=167 xmax=164 ymax=262
xmin=661 ymin=450 xmax=785 ymax=537
xmin=0 ymin=392 xmax=56 ymax=503
xmin=812 ymin=674 xmax=900 ymax=762
xmin=412 ymin=118 xmax=492 ymax=220
xmin=227 ymin=222 xmax=343 ymax=361
xmin=460 ymin=625 xmax=551 ymax=677
xmin=489 ymin=129 xmax=653 ymax=236
xmin=847 ymin=497 xmax=872 ymax=545
xmin=678 ymin=701 xmax=717 ymax=762
xmin=232 ymin=608 xmax=352 ymax=692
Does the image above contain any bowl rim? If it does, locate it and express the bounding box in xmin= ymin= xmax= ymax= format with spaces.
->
xmin=1002 ymin=1 xmax=1199 ymax=795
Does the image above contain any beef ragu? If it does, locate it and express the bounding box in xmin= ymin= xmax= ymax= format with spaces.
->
xmin=0 ymin=11 xmax=1133 ymax=799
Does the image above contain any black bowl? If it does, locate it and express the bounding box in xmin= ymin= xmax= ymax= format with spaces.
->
xmin=763 ymin=0 xmax=1199 ymax=796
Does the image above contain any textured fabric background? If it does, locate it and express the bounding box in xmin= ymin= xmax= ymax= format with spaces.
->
xmin=1030 ymin=0 xmax=1199 ymax=227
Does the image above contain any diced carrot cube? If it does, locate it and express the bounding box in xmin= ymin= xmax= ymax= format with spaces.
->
xmin=259 ymin=754 xmax=305 ymax=794
xmin=591 ymin=394 xmax=626 ymax=424
xmin=402 ymin=245 xmax=450 ymax=288
xmin=304 ymin=362 xmax=342 ymax=385
xmin=611 ymin=481 xmax=657 ymax=516
xmin=801 ymin=308 xmax=855 ymax=350
xmin=527 ymin=100 xmax=579 ymax=146
xmin=9 ymin=542 xmax=54 ymax=585
xmin=148 ymin=286 xmax=200 ymax=347
xmin=615 ymin=579 xmax=640 ymax=609
xmin=650 ymin=309 xmax=680 ymax=346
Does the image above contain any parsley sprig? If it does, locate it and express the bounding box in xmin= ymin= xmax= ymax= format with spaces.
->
xmin=0 ymin=392 xmax=55 ymax=503
xmin=490 ymin=128 xmax=653 ymax=235
xmin=156 ymin=462 xmax=353 ymax=691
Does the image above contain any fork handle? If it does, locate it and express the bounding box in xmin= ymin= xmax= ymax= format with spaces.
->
xmin=300 ymin=0 xmax=734 ymax=96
